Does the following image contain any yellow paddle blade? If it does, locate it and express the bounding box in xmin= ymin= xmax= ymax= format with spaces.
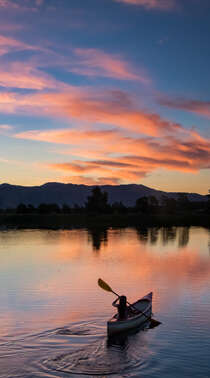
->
xmin=98 ymin=278 xmax=113 ymax=293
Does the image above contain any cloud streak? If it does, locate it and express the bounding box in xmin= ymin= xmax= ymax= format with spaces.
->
xmin=113 ymin=0 xmax=176 ymax=10
xmin=0 ymin=0 xmax=44 ymax=11
xmin=0 ymin=62 xmax=58 ymax=90
xmin=15 ymin=124 xmax=210 ymax=185
xmin=4 ymin=88 xmax=183 ymax=136
xmin=71 ymin=48 xmax=149 ymax=82
xmin=159 ymin=96 xmax=210 ymax=119
xmin=0 ymin=34 xmax=36 ymax=56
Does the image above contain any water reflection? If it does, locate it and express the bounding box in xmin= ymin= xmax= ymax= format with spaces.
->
xmin=86 ymin=226 xmax=191 ymax=251
xmin=178 ymin=227 xmax=190 ymax=248
xmin=107 ymin=319 xmax=161 ymax=349
xmin=161 ymin=227 xmax=177 ymax=245
xmin=0 ymin=227 xmax=210 ymax=377
xmin=0 ymin=226 xmax=196 ymax=252
xmin=87 ymin=227 xmax=108 ymax=251
xmin=208 ymin=229 xmax=210 ymax=255
xmin=149 ymin=227 xmax=159 ymax=245
xmin=45 ymin=323 xmax=156 ymax=377
xmin=136 ymin=227 xmax=149 ymax=244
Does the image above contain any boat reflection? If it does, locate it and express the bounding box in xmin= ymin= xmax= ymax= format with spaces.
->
xmin=107 ymin=318 xmax=161 ymax=349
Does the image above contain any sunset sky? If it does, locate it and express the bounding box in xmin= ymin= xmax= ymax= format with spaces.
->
xmin=0 ymin=0 xmax=209 ymax=194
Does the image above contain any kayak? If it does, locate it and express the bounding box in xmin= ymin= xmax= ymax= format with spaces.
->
xmin=107 ymin=292 xmax=153 ymax=336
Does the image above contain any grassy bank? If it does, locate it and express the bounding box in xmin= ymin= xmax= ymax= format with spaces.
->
xmin=0 ymin=212 xmax=209 ymax=229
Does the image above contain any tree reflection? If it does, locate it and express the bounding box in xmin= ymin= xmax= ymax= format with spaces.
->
xmin=161 ymin=227 xmax=177 ymax=245
xmin=87 ymin=227 xmax=108 ymax=251
xmin=135 ymin=227 xmax=149 ymax=244
xmin=87 ymin=226 xmax=191 ymax=251
xmin=149 ymin=228 xmax=159 ymax=245
xmin=178 ymin=227 xmax=190 ymax=248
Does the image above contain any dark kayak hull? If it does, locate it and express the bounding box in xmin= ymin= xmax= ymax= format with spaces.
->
xmin=107 ymin=292 xmax=153 ymax=336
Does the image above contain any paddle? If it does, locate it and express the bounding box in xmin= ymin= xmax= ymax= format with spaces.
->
xmin=98 ymin=278 xmax=151 ymax=321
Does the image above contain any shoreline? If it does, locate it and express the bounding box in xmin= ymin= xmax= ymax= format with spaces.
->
xmin=0 ymin=212 xmax=209 ymax=229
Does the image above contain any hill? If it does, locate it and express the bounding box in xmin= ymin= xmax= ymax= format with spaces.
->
xmin=0 ymin=182 xmax=208 ymax=209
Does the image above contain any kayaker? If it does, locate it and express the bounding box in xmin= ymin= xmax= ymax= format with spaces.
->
xmin=112 ymin=295 xmax=128 ymax=320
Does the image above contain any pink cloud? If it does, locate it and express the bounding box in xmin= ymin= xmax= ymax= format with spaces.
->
xmin=26 ymin=44 xmax=147 ymax=82
xmin=0 ymin=92 xmax=21 ymax=113
xmin=0 ymin=124 xmax=13 ymax=130
xmin=113 ymin=0 xmax=176 ymax=10
xmin=0 ymin=62 xmax=59 ymax=90
xmin=72 ymin=48 xmax=149 ymax=82
xmin=0 ymin=34 xmax=36 ymax=56
xmin=0 ymin=123 xmax=13 ymax=135
xmin=159 ymin=96 xmax=210 ymax=119
xmin=0 ymin=0 xmax=43 ymax=11
xmin=0 ymin=0 xmax=20 ymax=9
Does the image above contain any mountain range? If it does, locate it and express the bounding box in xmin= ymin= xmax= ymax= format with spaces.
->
xmin=0 ymin=182 xmax=208 ymax=209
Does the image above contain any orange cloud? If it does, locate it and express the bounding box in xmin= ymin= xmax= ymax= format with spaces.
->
xmin=21 ymin=131 xmax=210 ymax=185
xmin=49 ymin=160 xmax=147 ymax=183
xmin=15 ymin=128 xmax=118 ymax=145
xmin=4 ymin=81 xmax=210 ymax=185
xmin=1 ymin=88 xmax=184 ymax=136
xmin=114 ymin=0 xmax=176 ymax=10
xmin=15 ymin=122 xmax=210 ymax=184
xmin=33 ymin=91 xmax=184 ymax=136
xmin=62 ymin=175 xmax=120 ymax=185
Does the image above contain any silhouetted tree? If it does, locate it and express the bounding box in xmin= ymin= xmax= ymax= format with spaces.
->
xmin=62 ymin=203 xmax=71 ymax=213
xmin=86 ymin=186 xmax=110 ymax=213
xmin=206 ymin=193 xmax=210 ymax=213
xmin=177 ymin=193 xmax=190 ymax=211
xmin=73 ymin=203 xmax=84 ymax=213
xmin=148 ymin=196 xmax=159 ymax=212
xmin=135 ymin=196 xmax=149 ymax=213
xmin=16 ymin=203 xmax=28 ymax=214
xmin=161 ymin=196 xmax=177 ymax=214
xmin=111 ymin=201 xmax=127 ymax=214
xmin=27 ymin=204 xmax=35 ymax=213
xmin=38 ymin=203 xmax=60 ymax=214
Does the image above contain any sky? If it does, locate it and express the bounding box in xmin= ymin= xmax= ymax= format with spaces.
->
xmin=0 ymin=0 xmax=209 ymax=194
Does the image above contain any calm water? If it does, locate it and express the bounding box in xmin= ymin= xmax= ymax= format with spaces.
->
xmin=0 ymin=227 xmax=210 ymax=377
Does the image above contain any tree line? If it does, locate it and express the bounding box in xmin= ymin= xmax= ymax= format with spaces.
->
xmin=0 ymin=186 xmax=209 ymax=215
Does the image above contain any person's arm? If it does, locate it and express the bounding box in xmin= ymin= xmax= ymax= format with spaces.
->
xmin=112 ymin=297 xmax=119 ymax=307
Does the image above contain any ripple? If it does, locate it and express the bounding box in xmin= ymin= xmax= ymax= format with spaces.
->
xmin=56 ymin=327 xmax=93 ymax=336
xmin=43 ymin=326 xmax=151 ymax=377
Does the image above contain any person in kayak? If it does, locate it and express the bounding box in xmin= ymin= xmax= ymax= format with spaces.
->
xmin=112 ymin=295 xmax=128 ymax=320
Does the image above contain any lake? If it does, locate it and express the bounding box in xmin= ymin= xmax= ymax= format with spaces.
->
xmin=0 ymin=226 xmax=210 ymax=377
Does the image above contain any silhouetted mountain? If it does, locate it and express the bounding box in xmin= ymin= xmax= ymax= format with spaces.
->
xmin=0 ymin=182 xmax=208 ymax=209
